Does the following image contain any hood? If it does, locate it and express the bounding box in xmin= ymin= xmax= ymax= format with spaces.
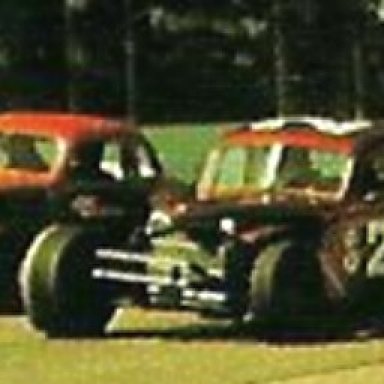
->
xmin=169 ymin=194 xmax=333 ymax=236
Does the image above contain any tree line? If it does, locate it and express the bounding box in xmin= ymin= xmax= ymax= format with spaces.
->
xmin=0 ymin=0 xmax=383 ymax=122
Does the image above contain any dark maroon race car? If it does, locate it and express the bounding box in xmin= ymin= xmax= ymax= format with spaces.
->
xmin=20 ymin=117 xmax=384 ymax=336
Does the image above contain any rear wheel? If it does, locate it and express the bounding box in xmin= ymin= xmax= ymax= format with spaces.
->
xmin=19 ymin=225 xmax=116 ymax=337
xmin=248 ymin=239 xmax=327 ymax=329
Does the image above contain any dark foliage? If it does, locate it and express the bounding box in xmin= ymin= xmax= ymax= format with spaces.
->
xmin=0 ymin=1 xmax=382 ymax=121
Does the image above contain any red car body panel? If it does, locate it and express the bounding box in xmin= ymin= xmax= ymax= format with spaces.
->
xmin=224 ymin=129 xmax=354 ymax=154
xmin=0 ymin=112 xmax=126 ymax=141
xmin=0 ymin=170 xmax=56 ymax=190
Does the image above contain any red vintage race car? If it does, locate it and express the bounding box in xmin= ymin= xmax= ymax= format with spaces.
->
xmin=0 ymin=111 xmax=162 ymax=311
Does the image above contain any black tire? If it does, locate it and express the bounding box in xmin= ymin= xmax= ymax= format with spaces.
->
xmin=346 ymin=275 xmax=384 ymax=325
xmin=19 ymin=225 xmax=115 ymax=337
xmin=248 ymin=239 xmax=326 ymax=329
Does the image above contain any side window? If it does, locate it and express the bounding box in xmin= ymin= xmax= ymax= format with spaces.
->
xmin=121 ymin=135 xmax=162 ymax=179
xmin=135 ymin=143 xmax=159 ymax=178
xmin=100 ymin=141 xmax=124 ymax=180
xmin=215 ymin=147 xmax=247 ymax=188
xmin=0 ymin=134 xmax=58 ymax=171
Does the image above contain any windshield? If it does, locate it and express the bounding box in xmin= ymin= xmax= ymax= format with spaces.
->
xmin=0 ymin=133 xmax=60 ymax=172
xmin=199 ymin=143 xmax=352 ymax=199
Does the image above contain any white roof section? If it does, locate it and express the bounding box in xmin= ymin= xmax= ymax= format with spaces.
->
xmin=248 ymin=116 xmax=372 ymax=135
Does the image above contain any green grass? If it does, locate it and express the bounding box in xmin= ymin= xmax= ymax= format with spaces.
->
xmin=144 ymin=123 xmax=227 ymax=184
xmin=2 ymin=310 xmax=384 ymax=384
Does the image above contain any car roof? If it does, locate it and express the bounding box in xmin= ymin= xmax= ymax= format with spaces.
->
xmin=0 ymin=111 xmax=129 ymax=141
xmin=248 ymin=116 xmax=372 ymax=134
xmin=222 ymin=118 xmax=384 ymax=155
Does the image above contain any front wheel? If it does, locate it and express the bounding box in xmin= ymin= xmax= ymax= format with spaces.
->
xmin=248 ymin=239 xmax=327 ymax=329
xmin=19 ymin=225 xmax=116 ymax=337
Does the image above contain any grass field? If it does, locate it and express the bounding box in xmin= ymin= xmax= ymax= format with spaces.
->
xmin=2 ymin=309 xmax=384 ymax=384
xmin=144 ymin=123 xmax=227 ymax=184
